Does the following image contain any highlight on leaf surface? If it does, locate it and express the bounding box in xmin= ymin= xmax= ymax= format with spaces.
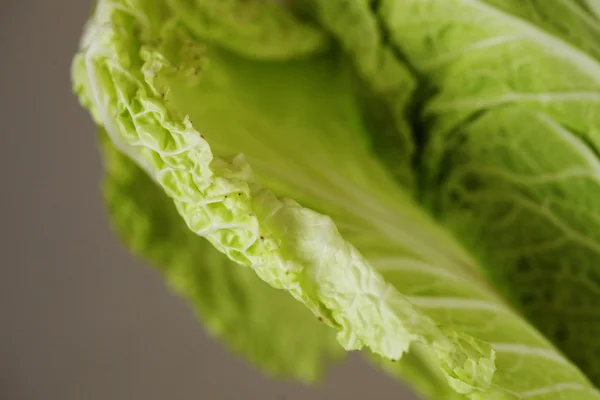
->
xmin=72 ymin=0 xmax=600 ymax=399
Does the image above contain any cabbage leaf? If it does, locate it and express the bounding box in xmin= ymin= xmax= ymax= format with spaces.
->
xmin=72 ymin=0 xmax=600 ymax=398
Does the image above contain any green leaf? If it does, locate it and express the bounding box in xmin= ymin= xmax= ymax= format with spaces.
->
xmin=72 ymin=0 xmax=600 ymax=398
xmin=311 ymin=0 xmax=417 ymax=189
xmin=368 ymin=345 xmax=469 ymax=400
xmin=576 ymin=0 xmax=600 ymax=20
xmin=73 ymin=0 xmax=496 ymax=396
xmin=165 ymin=0 xmax=330 ymax=60
xmin=99 ymin=129 xmax=343 ymax=382
xmin=375 ymin=0 xmax=600 ymax=386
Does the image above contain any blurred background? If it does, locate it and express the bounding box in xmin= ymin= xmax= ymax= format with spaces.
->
xmin=0 ymin=1 xmax=416 ymax=399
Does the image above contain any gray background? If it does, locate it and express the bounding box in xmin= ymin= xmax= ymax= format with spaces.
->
xmin=0 ymin=1 xmax=416 ymax=399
